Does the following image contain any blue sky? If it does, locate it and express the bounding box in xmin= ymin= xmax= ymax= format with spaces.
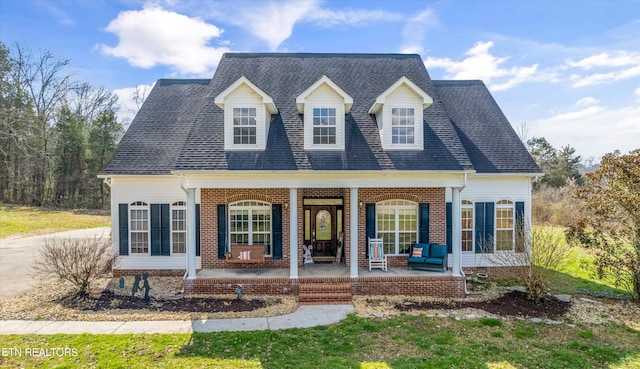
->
xmin=1 ymin=0 xmax=639 ymax=160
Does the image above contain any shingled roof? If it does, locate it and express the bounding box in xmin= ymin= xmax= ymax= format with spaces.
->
xmin=102 ymin=53 xmax=539 ymax=175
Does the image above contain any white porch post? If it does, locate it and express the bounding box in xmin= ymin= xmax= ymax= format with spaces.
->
xmin=451 ymin=187 xmax=462 ymax=276
xmin=350 ymin=187 xmax=359 ymax=278
xmin=186 ymin=188 xmax=197 ymax=279
xmin=289 ymin=188 xmax=298 ymax=279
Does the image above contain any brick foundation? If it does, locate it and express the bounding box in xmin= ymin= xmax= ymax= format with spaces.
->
xmin=184 ymin=274 xmax=466 ymax=298
xmin=113 ymin=269 xmax=188 ymax=277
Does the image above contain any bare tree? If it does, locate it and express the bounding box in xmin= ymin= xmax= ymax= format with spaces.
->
xmin=33 ymin=235 xmax=117 ymax=297
xmin=489 ymin=222 xmax=570 ymax=301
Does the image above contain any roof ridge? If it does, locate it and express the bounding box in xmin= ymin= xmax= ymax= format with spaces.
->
xmin=223 ymin=52 xmax=421 ymax=59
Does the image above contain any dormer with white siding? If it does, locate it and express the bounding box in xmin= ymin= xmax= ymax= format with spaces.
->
xmin=296 ymin=75 xmax=353 ymax=151
xmin=214 ymin=76 xmax=278 ymax=151
xmin=369 ymin=76 xmax=433 ymax=151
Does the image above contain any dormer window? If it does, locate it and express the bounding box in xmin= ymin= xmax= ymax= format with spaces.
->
xmin=391 ymin=108 xmax=415 ymax=144
xmin=214 ymin=76 xmax=277 ymax=151
xmin=313 ymin=108 xmax=337 ymax=144
xmin=369 ymin=76 xmax=433 ymax=150
xmin=296 ymin=75 xmax=352 ymax=150
xmin=233 ymin=108 xmax=257 ymax=144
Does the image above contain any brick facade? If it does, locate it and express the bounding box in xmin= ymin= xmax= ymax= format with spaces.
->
xmin=199 ymin=187 xmax=445 ymax=271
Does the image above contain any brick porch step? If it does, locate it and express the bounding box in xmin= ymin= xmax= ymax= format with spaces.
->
xmin=298 ymin=283 xmax=352 ymax=305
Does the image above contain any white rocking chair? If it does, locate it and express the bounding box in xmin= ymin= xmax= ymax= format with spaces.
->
xmin=368 ymin=237 xmax=387 ymax=271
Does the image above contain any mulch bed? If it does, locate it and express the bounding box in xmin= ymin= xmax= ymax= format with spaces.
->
xmin=396 ymin=291 xmax=570 ymax=319
xmin=60 ymin=291 xmax=267 ymax=313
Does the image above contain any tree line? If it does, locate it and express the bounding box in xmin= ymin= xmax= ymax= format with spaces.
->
xmin=0 ymin=42 xmax=126 ymax=209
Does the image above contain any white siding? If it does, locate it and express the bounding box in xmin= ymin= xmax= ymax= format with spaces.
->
xmin=380 ymin=84 xmax=424 ymax=150
xmin=224 ymin=84 xmax=268 ymax=151
xmin=110 ymin=176 xmax=201 ymax=270
xmin=303 ymin=83 xmax=346 ymax=150
xmin=446 ymin=175 xmax=533 ymax=268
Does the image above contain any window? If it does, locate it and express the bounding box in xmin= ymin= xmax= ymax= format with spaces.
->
xmin=171 ymin=201 xmax=186 ymax=254
xmin=312 ymin=108 xmax=336 ymax=144
xmin=130 ymin=201 xmax=149 ymax=254
xmin=391 ymin=108 xmax=415 ymax=144
xmin=233 ymin=108 xmax=257 ymax=144
xmin=496 ymin=200 xmax=514 ymax=251
xmin=461 ymin=200 xmax=474 ymax=252
xmin=229 ymin=201 xmax=272 ymax=256
xmin=376 ymin=200 xmax=418 ymax=255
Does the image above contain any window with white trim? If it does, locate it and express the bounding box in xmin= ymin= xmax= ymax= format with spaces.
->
xmin=376 ymin=200 xmax=418 ymax=255
xmin=312 ymin=108 xmax=336 ymax=144
xmin=229 ymin=201 xmax=272 ymax=256
xmin=496 ymin=200 xmax=514 ymax=251
xmin=461 ymin=200 xmax=474 ymax=252
xmin=233 ymin=108 xmax=257 ymax=144
xmin=391 ymin=108 xmax=415 ymax=144
xmin=171 ymin=201 xmax=186 ymax=254
xmin=130 ymin=201 xmax=149 ymax=254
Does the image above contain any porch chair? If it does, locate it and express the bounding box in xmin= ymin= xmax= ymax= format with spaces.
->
xmin=368 ymin=237 xmax=387 ymax=272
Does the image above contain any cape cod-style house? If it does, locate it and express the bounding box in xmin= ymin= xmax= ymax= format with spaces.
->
xmin=100 ymin=53 xmax=540 ymax=300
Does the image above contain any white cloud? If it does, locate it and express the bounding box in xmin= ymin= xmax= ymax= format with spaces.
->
xmin=635 ymin=87 xmax=640 ymax=101
xmin=567 ymin=51 xmax=640 ymax=70
xmin=576 ymin=97 xmax=599 ymax=106
xmin=233 ymin=0 xmax=318 ymax=51
xmin=218 ymin=0 xmax=401 ymax=51
xmin=99 ymin=5 xmax=229 ymax=75
xmin=532 ymin=102 xmax=640 ymax=159
xmin=399 ymin=8 xmax=437 ymax=55
xmin=424 ymin=41 xmax=540 ymax=91
xmin=38 ymin=1 xmax=75 ymax=26
xmin=572 ymin=64 xmax=640 ymax=88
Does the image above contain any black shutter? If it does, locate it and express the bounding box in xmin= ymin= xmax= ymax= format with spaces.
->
xmin=445 ymin=202 xmax=452 ymax=253
xmin=484 ymin=202 xmax=495 ymax=253
xmin=515 ymin=201 xmax=525 ymax=252
xmin=475 ymin=202 xmax=485 ymax=253
xmin=195 ymin=204 xmax=201 ymax=257
xmin=150 ymin=204 xmax=161 ymax=255
xmin=217 ymin=204 xmax=227 ymax=259
xmin=419 ymin=203 xmax=430 ymax=244
xmin=118 ymin=203 xmax=129 ymax=256
xmin=160 ymin=204 xmax=170 ymax=255
xmin=365 ymin=203 xmax=375 ymax=258
xmin=272 ymin=204 xmax=283 ymax=259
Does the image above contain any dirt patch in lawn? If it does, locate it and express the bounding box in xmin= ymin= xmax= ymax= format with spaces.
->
xmin=396 ymin=290 xmax=570 ymax=319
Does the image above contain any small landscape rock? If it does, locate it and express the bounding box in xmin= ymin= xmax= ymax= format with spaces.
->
xmin=544 ymin=319 xmax=563 ymax=325
xmin=507 ymin=286 xmax=527 ymax=293
xmin=554 ymin=294 xmax=572 ymax=303
xmin=529 ymin=317 xmax=543 ymax=323
xmin=403 ymin=302 xmax=415 ymax=306
xmin=579 ymin=297 xmax=600 ymax=304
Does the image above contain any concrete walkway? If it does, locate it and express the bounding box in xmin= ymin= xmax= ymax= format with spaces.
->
xmin=0 ymin=304 xmax=354 ymax=335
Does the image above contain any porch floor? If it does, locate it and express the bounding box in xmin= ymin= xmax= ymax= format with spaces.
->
xmin=196 ymin=263 xmax=453 ymax=279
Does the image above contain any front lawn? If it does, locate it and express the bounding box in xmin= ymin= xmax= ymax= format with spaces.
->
xmin=1 ymin=315 xmax=638 ymax=368
xmin=0 ymin=203 xmax=110 ymax=238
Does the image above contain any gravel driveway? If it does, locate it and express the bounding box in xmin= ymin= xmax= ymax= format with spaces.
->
xmin=0 ymin=227 xmax=110 ymax=299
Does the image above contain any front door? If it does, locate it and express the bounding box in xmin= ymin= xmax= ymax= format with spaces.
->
xmin=303 ymin=201 xmax=343 ymax=258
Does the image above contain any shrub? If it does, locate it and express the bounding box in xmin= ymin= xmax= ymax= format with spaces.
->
xmin=33 ymin=235 xmax=117 ymax=297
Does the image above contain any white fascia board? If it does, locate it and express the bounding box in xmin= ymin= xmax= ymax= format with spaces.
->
xmin=469 ymin=172 xmax=543 ymax=178
xmin=214 ymin=75 xmax=278 ymax=114
xmin=295 ymin=75 xmax=353 ymax=114
xmin=368 ymin=75 xmax=433 ymax=115
xmin=175 ymin=170 xmax=474 ymax=189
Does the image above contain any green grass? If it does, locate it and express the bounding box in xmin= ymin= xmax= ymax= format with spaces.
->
xmin=534 ymin=226 xmax=628 ymax=298
xmin=1 ymin=315 xmax=638 ymax=368
xmin=0 ymin=203 xmax=110 ymax=238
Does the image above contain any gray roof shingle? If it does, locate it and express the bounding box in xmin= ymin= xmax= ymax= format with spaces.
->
xmin=432 ymin=80 xmax=540 ymax=173
xmin=102 ymin=53 xmax=538 ymax=175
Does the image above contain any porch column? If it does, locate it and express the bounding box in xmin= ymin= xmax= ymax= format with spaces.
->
xmin=186 ymin=188 xmax=197 ymax=279
xmin=451 ymin=187 xmax=462 ymax=276
xmin=289 ymin=188 xmax=298 ymax=279
xmin=350 ymin=187 xmax=359 ymax=278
